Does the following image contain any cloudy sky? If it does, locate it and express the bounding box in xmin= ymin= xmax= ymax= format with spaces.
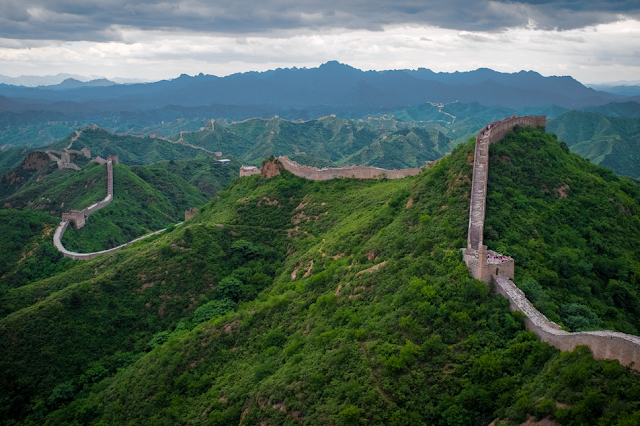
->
xmin=1 ymin=0 xmax=639 ymax=83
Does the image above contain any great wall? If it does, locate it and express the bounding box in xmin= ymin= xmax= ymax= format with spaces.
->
xmin=460 ymin=115 xmax=640 ymax=371
xmin=47 ymin=119 xmax=640 ymax=368
xmin=52 ymin=154 xmax=180 ymax=260
xmin=240 ymin=157 xmax=430 ymax=180
xmin=237 ymin=115 xmax=640 ymax=370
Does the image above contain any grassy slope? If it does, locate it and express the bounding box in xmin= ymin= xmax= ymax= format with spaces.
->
xmin=1 ymin=138 xmax=639 ymax=425
xmin=485 ymin=125 xmax=640 ymax=335
xmin=145 ymin=156 xmax=242 ymax=196
xmin=2 ymin=162 xmax=110 ymax=214
xmin=0 ymin=209 xmax=74 ymax=290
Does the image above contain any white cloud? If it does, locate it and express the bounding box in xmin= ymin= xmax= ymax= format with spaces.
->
xmin=0 ymin=20 xmax=639 ymax=83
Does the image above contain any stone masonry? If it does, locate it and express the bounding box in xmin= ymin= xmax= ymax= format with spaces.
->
xmin=462 ymin=115 xmax=640 ymax=370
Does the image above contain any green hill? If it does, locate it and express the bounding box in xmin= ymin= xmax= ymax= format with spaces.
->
xmin=2 ymin=129 xmax=640 ymax=425
xmin=0 ymin=209 xmax=74 ymax=290
xmin=146 ymin=156 xmax=242 ymax=196
xmin=60 ymin=163 xmax=210 ymax=252
xmin=485 ymin=125 xmax=640 ymax=335
xmin=547 ymin=111 xmax=640 ymax=178
xmin=0 ymin=159 xmax=212 ymax=256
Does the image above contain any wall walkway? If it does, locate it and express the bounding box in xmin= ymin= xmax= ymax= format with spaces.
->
xmin=462 ymin=115 xmax=640 ymax=370
xmin=53 ymin=157 xmax=180 ymax=260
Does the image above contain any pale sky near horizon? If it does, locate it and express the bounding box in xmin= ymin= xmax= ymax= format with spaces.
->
xmin=1 ymin=0 xmax=639 ymax=84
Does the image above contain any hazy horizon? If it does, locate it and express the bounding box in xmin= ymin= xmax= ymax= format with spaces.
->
xmin=1 ymin=1 xmax=639 ymax=84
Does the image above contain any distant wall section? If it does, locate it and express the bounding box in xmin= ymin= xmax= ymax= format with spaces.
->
xmin=277 ymin=156 xmax=426 ymax=180
xmin=53 ymin=155 xmax=180 ymax=260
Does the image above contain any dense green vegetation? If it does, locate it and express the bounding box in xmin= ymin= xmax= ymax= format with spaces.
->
xmin=61 ymin=164 xmax=209 ymax=252
xmin=145 ymin=156 xmax=242 ymax=196
xmin=485 ymin=125 xmax=640 ymax=335
xmin=0 ymin=209 xmax=74 ymax=290
xmin=179 ymin=116 xmax=448 ymax=169
xmin=547 ymin=111 xmax=640 ymax=179
xmin=2 ymin=130 xmax=640 ymax=425
xmin=2 ymin=162 xmax=110 ymax=215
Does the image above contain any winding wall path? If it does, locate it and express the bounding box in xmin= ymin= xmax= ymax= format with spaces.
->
xmin=53 ymin=158 xmax=179 ymax=260
xmin=463 ymin=115 xmax=640 ymax=370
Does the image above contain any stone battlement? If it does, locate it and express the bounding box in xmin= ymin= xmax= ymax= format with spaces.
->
xmin=62 ymin=210 xmax=85 ymax=229
xmin=277 ymin=156 xmax=426 ymax=180
xmin=462 ymin=115 xmax=640 ymax=370
xmin=462 ymin=246 xmax=514 ymax=283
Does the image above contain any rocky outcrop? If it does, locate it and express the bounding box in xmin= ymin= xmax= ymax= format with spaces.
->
xmin=21 ymin=151 xmax=51 ymax=171
xmin=261 ymin=158 xmax=282 ymax=179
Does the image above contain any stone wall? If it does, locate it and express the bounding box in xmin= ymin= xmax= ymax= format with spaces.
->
xmin=462 ymin=115 xmax=640 ymax=371
xmin=239 ymin=165 xmax=260 ymax=177
xmin=277 ymin=156 xmax=426 ymax=180
xmin=62 ymin=210 xmax=85 ymax=229
xmin=467 ymin=115 xmax=546 ymax=251
xmin=494 ymin=276 xmax=640 ymax=370
xmin=462 ymin=246 xmax=514 ymax=282
xmin=53 ymin=221 xmax=170 ymax=260
xmin=53 ymin=157 xmax=182 ymax=260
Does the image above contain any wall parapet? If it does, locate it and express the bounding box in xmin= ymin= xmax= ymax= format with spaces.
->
xmin=277 ymin=156 xmax=426 ymax=180
xmin=494 ymin=275 xmax=640 ymax=369
xmin=467 ymin=115 xmax=546 ymax=251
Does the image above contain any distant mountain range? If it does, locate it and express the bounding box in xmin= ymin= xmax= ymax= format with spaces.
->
xmin=39 ymin=78 xmax=117 ymax=91
xmin=0 ymin=62 xmax=636 ymax=120
xmin=0 ymin=73 xmax=149 ymax=87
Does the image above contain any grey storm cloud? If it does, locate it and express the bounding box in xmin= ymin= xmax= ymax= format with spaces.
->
xmin=1 ymin=0 xmax=639 ymax=42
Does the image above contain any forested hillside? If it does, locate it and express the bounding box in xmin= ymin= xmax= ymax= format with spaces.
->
xmin=547 ymin=111 xmax=640 ymax=179
xmin=177 ymin=116 xmax=448 ymax=169
xmin=0 ymin=135 xmax=240 ymax=262
xmin=2 ymin=128 xmax=640 ymax=425
xmin=485 ymin=125 xmax=640 ymax=335
xmin=0 ymin=209 xmax=73 ymax=289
